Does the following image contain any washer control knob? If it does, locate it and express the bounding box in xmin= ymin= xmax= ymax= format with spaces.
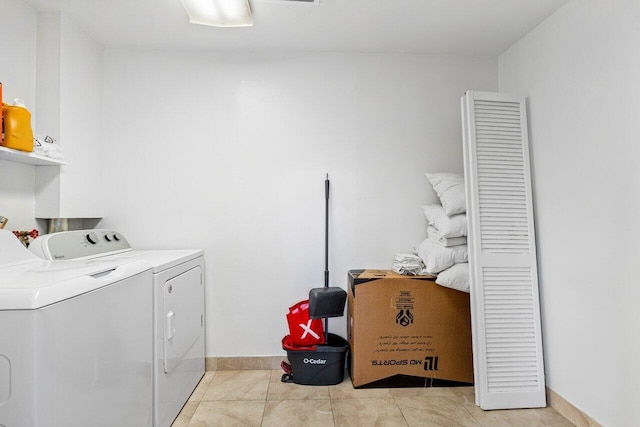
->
xmin=112 ymin=233 xmax=121 ymax=241
xmin=86 ymin=232 xmax=99 ymax=245
xmin=104 ymin=234 xmax=111 ymax=242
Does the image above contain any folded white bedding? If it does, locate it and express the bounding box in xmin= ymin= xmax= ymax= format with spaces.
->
xmin=427 ymin=226 xmax=467 ymax=247
xmin=393 ymin=253 xmax=423 ymax=263
xmin=392 ymin=253 xmax=425 ymax=276
xmin=414 ymin=238 xmax=468 ymax=275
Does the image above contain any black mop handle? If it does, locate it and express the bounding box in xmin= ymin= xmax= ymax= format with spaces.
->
xmin=324 ymin=174 xmax=330 ymax=343
xmin=324 ymin=174 xmax=330 ymax=288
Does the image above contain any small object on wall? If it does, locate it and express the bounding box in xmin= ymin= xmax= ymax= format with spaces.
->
xmin=12 ymin=229 xmax=39 ymax=248
xmin=0 ymin=216 xmax=7 ymax=229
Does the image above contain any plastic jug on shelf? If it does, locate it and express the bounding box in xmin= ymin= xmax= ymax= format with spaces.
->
xmin=1 ymin=99 xmax=34 ymax=152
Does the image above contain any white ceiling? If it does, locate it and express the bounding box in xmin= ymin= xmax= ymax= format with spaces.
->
xmin=21 ymin=0 xmax=568 ymax=55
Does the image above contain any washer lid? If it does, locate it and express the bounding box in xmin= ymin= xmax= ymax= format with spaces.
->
xmin=0 ymin=258 xmax=151 ymax=310
xmin=1 ymin=229 xmax=151 ymax=310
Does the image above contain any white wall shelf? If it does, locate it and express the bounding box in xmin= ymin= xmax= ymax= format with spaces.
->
xmin=0 ymin=146 xmax=67 ymax=166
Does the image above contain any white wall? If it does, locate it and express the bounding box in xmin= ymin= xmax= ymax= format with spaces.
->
xmin=100 ymin=51 xmax=496 ymax=356
xmin=35 ymin=12 xmax=104 ymax=219
xmin=499 ymin=0 xmax=640 ymax=425
xmin=0 ymin=0 xmax=38 ymax=231
xmin=5 ymin=0 xmax=633 ymax=422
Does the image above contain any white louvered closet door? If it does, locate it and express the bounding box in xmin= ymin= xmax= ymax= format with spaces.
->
xmin=461 ymin=91 xmax=546 ymax=410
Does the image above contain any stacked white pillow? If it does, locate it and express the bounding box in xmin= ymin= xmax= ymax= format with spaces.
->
xmin=425 ymin=173 xmax=466 ymax=216
xmin=415 ymin=173 xmax=470 ymax=293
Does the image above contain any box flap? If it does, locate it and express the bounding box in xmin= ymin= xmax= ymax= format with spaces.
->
xmin=358 ymin=269 xmax=392 ymax=279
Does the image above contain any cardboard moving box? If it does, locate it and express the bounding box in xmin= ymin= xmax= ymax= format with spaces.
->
xmin=347 ymin=269 xmax=473 ymax=388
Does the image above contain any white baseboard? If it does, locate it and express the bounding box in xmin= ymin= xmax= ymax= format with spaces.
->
xmin=547 ymin=387 xmax=601 ymax=427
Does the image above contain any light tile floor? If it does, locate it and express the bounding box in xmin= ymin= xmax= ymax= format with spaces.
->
xmin=171 ymin=370 xmax=574 ymax=426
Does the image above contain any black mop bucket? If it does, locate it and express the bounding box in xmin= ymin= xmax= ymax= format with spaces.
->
xmin=281 ymin=174 xmax=349 ymax=385
xmin=282 ymin=333 xmax=349 ymax=385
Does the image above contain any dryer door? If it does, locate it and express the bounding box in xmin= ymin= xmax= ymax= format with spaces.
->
xmin=163 ymin=266 xmax=203 ymax=374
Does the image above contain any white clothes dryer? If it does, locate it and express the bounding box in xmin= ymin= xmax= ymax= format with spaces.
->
xmin=0 ymin=230 xmax=153 ymax=427
xmin=30 ymin=229 xmax=205 ymax=427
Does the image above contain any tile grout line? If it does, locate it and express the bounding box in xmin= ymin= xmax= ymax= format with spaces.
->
xmin=172 ymin=371 xmax=210 ymax=427
xmin=329 ymin=390 xmax=337 ymax=427
xmin=460 ymin=402 xmax=482 ymax=426
xmin=453 ymin=388 xmax=483 ymax=427
xmin=389 ymin=392 xmax=410 ymax=427
xmin=260 ymin=370 xmax=273 ymax=427
xmin=189 ymin=371 xmax=211 ymax=426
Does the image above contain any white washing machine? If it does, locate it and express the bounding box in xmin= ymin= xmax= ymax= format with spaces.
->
xmin=0 ymin=229 xmax=153 ymax=427
xmin=29 ymin=229 xmax=205 ymax=427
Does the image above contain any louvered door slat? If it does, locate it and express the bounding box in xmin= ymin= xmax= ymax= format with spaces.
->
xmin=461 ymin=91 xmax=546 ymax=410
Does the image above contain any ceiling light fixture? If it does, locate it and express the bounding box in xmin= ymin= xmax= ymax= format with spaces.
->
xmin=180 ymin=0 xmax=253 ymax=27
